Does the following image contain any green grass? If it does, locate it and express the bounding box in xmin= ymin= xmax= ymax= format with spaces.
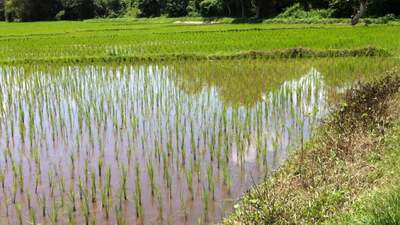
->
xmin=0 ymin=18 xmax=400 ymax=63
xmin=326 ymin=121 xmax=400 ymax=225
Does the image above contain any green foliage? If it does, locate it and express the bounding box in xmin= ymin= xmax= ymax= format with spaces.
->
xmin=329 ymin=0 xmax=356 ymax=18
xmin=4 ymin=0 xmax=29 ymax=21
xmin=296 ymin=0 xmax=330 ymax=10
xmin=95 ymin=0 xmax=123 ymax=17
xmin=278 ymin=3 xmax=332 ymax=19
xmin=368 ymin=0 xmax=400 ymax=17
xmin=123 ymin=6 xmax=139 ymax=17
xmin=328 ymin=113 xmax=400 ymax=225
xmin=60 ymin=0 xmax=95 ymax=20
xmin=0 ymin=0 xmax=4 ymax=21
xmin=354 ymin=187 xmax=400 ymax=225
xmin=137 ymin=0 xmax=161 ymax=17
xmin=4 ymin=0 xmax=61 ymax=21
xmin=330 ymin=0 xmax=400 ymax=18
xmin=186 ymin=0 xmax=201 ymax=16
xmin=165 ymin=0 xmax=188 ymax=17
xmin=1 ymin=0 xmax=399 ymax=21
xmin=199 ymin=0 xmax=223 ymax=17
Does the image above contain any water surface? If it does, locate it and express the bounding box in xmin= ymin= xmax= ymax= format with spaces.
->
xmin=0 ymin=59 xmax=396 ymax=225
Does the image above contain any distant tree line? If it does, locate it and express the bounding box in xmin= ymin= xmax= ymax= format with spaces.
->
xmin=0 ymin=0 xmax=399 ymax=22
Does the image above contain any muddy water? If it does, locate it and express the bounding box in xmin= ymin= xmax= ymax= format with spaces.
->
xmin=0 ymin=64 xmax=327 ymax=225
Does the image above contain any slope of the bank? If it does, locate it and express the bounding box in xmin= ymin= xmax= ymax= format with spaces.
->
xmin=327 ymin=121 xmax=400 ymax=225
xmin=222 ymin=69 xmax=400 ymax=225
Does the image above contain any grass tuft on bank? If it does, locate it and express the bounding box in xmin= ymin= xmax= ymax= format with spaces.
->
xmin=223 ymin=68 xmax=400 ymax=225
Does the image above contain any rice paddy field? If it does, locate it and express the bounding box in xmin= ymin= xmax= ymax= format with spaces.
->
xmin=0 ymin=19 xmax=399 ymax=225
xmin=0 ymin=19 xmax=400 ymax=62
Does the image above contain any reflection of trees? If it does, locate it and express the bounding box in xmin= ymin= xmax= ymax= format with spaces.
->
xmin=169 ymin=58 xmax=397 ymax=107
xmin=12 ymin=58 xmax=395 ymax=108
xmin=169 ymin=60 xmax=310 ymax=106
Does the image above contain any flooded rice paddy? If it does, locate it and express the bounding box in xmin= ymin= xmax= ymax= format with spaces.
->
xmin=0 ymin=59 xmax=397 ymax=225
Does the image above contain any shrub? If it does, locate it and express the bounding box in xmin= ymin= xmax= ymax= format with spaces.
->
xmin=137 ymin=0 xmax=160 ymax=17
xmin=94 ymin=0 xmax=123 ymax=18
xmin=165 ymin=0 xmax=188 ymax=17
xmin=124 ymin=7 xmax=139 ymax=17
xmin=62 ymin=0 xmax=96 ymax=20
xmin=278 ymin=3 xmax=333 ymax=19
xmin=380 ymin=13 xmax=397 ymax=23
xmin=198 ymin=0 xmax=223 ymax=17
xmin=186 ymin=0 xmax=201 ymax=16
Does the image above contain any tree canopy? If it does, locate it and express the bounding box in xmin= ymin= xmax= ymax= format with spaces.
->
xmin=0 ymin=0 xmax=399 ymax=22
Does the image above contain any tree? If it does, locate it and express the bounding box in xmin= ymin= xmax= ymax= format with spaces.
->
xmin=30 ymin=0 xmax=62 ymax=20
xmin=4 ymin=0 xmax=31 ymax=21
xmin=4 ymin=0 xmax=61 ymax=21
xmin=60 ymin=0 xmax=95 ymax=20
xmin=297 ymin=0 xmax=329 ymax=10
xmin=325 ymin=0 xmax=400 ymax=24
xmin=165 ymin=0 xmax=188 ymax=17
xmin=252 ymin=0 xmax=293 ymax=18
xmin=198 ymin=0 xmax=223 ymax=17
xmin=362 ymin=0 xmax=399 ymax=17
xmin=95 ymin=0 xmax=123 ymax=17
xmin=0 ymin=0 xmax=4 ymax=20
xmin=351 ymin=0 xmax=368 ymax=25
xmin=137 ymin=0 xmax=161 ymax=17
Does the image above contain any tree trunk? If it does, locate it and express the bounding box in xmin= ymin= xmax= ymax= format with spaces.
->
xmin=254 ymin=4 xmax=260 ymax=18
xmin=251 ymin=0 xmax=260 ymax=18
xmin=239 ymin=0 xmax=245 ymax=18
xmin=351 ymin=0 xmax=368 ymax=25
xmin=226 ymin=0 xmax=232 ymax=16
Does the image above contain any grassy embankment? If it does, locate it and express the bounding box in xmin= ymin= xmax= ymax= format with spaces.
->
xmin=0 ymin=18 xmax=399 ymax=64
xmin=223 ymin=69 xmax=400 ymax=225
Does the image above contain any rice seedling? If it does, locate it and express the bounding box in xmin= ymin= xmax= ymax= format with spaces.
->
xmin=68 ymin=207 xmax=76 ymax=225
xmin=91 ymin=171 xmax=97 ymax=203
xmin=146 ymin=160 xmax=156 ymax=197
xmin=0 ymin=168 xmax=5 ymax=192
xmin=203 ymin=186 xmax=210 ymax=222
xmin=29 ymin=207 xmax=37 ymax=225
xmin=134 ymin=164 xmax=143 ymax=218
xmin=0 ymin=19 xmax=400 ymax=64
xmin=120 ymin=166 xmax=128 ymax=201
xmin=15 ymin=204 xmax=23 ymax=225
xmin=186 ymin=168 xmax=194 ymax=201
xmin=39 ymin=193 xmax=46 ymax=217
xmin=82 ymin=195 xmax=91 ymax=225
xmin=207 ymin=165 xmax=215 ymax=200
xmin=50 ymin=200 xmax=59 ymax=225
xmin=115 ymin=204 xmax=126 ymax=225
xmin=106 ymin=166 xmax=112 ymax=198
xmin=156 ymin=187 xmax=163 ymax=222
xmin=0 ymin=58 xmax=393 ymax=225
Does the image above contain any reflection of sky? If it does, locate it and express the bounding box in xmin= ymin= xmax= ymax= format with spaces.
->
xmin=233 ymin=68 xmax=328 ymax=166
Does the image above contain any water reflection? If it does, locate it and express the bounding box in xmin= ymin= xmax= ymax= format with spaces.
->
xmin=0 ymin=64 xmax=327 ymax=225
